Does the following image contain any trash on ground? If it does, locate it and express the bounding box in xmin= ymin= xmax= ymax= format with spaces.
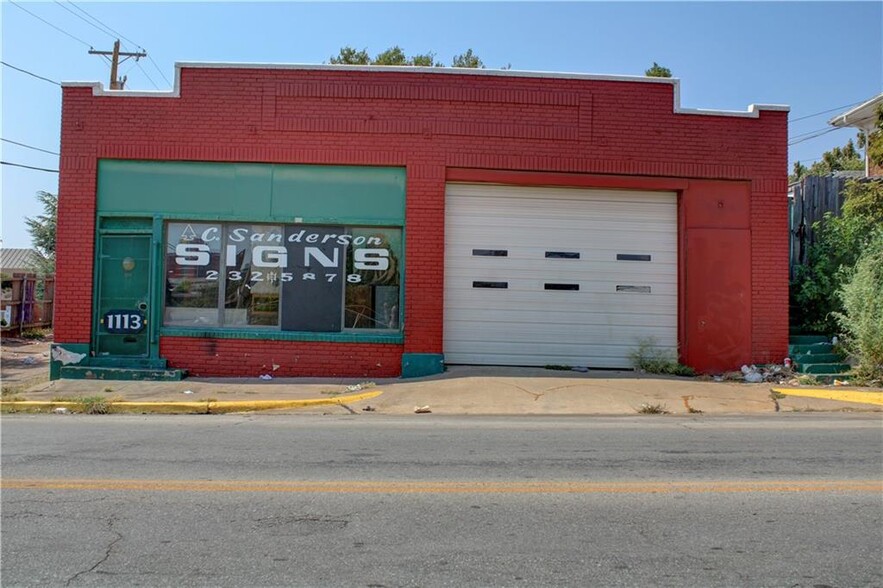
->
xmin=833 ymin=379 xmax=849 ymax=386
xmin=21 ymin=356 xmax=37 ymax=365
xmin=259 ymin=374 xmax=273 ymax=380
xmin=713 ymin=375 xmax=724 ymax=382
xmin=182 ymin=390 xmax=194 ymax=395
xmin=53 ymin=407 xmax=69 ymax=414
xmin=571 ymin=366 xmax=589 ymax=372
xmin=362 ymin=405 xmax=376 ymax=412
xmin=738 ymin=363 xmax=794 ymax=384
xmin=51 ymin=346 xmax=86 ymax=365
xmin=346 ymin=383 xmax=363 ymax=392
xmin=414 ymin=405 xmax=432 ymax=414
xmin=272 ymin=364 xmax=280 ymax=371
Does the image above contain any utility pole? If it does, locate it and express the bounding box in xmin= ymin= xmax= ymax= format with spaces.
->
xmin=88 ymin=40 xmax=146 ymax=90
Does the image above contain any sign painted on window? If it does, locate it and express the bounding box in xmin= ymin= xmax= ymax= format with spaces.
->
xmin=102 ymin=310 xmax=146 ymax=334
xmin=164 ymin=223 xmax=400 ymax=331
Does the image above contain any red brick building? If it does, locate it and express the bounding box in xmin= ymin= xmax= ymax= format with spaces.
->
xmin=52 ymin=64 xmax=789 ymax=379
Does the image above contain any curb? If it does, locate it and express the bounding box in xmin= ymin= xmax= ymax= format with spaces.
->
xmin=772 ymin=388 xmax=883 ymax=407
xmin=0 ymin=391 xmax=383 ymax=414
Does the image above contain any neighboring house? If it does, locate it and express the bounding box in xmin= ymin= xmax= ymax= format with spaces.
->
xmin=0 ymin=248 xmax=39 ymax=276
xmin=53 ymin=63 xmax=788 ymax=379
xmin=829 ymin=93 xmax=883 ymax=177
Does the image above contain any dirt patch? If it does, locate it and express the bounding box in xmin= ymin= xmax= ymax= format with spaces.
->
xmin=1 ymin=335 xmax=52 ymax=396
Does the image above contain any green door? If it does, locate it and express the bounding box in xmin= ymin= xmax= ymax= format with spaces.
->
xmin=94 ymin=235 xmax=151 ymax=356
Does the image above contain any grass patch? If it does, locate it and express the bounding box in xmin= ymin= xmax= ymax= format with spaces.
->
xmin=797 ymin=375 xmax=820 ymax=386
xmin=544 ymin=364 xmax=572 ymax=371
xmin=20 ymin=328 xmax=48 ymax=340
xmin=629 ymin=338 xmax=696 ymax=377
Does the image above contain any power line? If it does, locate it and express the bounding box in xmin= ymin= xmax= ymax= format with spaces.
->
xmin=148 ymin=55 xmax=172 ymax=87
xmin=788 ymin=126 xmax=842 ymax=146
xmin=8 ymin=0 xmax=92 ymax=48
xmin=65 ymin=1 xmax=171 ymax=88
xmin=789 ymin=100 xmax=867 ymax=124
xmin=1 ymin=61 xmax=61 ymax=86
xmin=1 ymin=161 xmax=59 ymax=174
xmin=66 ymin=0 xmax=142 ymax=50
xmin=1 ymin=138 xmax=60 ymax=156
xmin=53 ymin=0 xmax=115 ymax=41
xmin=136 ymin=61 xmax=160 ymax=90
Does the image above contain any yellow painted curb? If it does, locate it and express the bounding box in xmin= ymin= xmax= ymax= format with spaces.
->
xmin=772 ymin=388 xmax=883 ymax=406
xmin=0 ymin=390 xmax=382 ymax=414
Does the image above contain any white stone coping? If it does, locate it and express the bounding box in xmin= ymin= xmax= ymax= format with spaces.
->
xmin=62 ymin=61 xmax=790 ymax=118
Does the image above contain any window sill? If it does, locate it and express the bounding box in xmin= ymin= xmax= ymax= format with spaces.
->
xmin=160 ymin=327 xmax=404 ymax=344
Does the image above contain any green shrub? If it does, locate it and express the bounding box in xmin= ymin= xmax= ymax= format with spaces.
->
xmin=629 ymin=338 xmax=695 ymax=377
xmin=834 ymin=232 xmax=883 ymax=383
xmin=792 ymin=180 xmax=883 ymax=333
xmin=20 ymin=328 xmax=47 ymax=340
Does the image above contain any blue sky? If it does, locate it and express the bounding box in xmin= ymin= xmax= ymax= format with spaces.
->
xmin=2 ymin=1 xmax=881 ymax=248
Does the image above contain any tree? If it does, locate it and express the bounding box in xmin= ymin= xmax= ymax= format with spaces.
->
xmin=790 ymin=139 xmax=864 ymax=183
xmin=865 ymin=103 xmax=883 ymax=169
xmin=451 ymin=49 xmax=484 ymax=69
xmin=24 ymin=191 xmax=57 ymax=275
xmin=328 ymin=46 xmax=370 ymax=65
xmin=645 ymin=62 xmax=672 ymax=78
xmin=329 ymin=46 xmax=479 ymax=68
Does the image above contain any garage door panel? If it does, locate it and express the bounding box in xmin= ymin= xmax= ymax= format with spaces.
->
xmin=444 ymin=183 xmax=678 ymax=368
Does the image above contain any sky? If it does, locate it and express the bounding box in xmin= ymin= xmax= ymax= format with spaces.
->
xmin=1 ymin=1 xmax=881 ymax=249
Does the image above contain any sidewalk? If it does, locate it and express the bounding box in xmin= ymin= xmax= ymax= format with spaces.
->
xmin=7 ymin=365 xmax=883 ymax=415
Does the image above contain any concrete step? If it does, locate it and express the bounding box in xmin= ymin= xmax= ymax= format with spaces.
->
xmin=789 ymin=334 xmax=831 ymax=345
xmin=87 ymin=357 xmax=169 ymax=369
xmin=798 ymin=363 xmax=851 ymax=375
xmin=789 ymin=342 xmax=834 ymax=356
xmin=792 ymin=353 xmax=842 ymax=365
xmin=59 ymin=366 xmax=186 ymax=381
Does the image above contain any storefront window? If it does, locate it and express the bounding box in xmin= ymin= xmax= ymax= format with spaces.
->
xmin=223 ymin=224 xmax=282 ymax=327
xmin=164 ymin=223 xmax=221 ymax=326
xmin=163 ymin=222 xmax=401 ymax=333
xmin=345 ymin=228 xmax=401 ymax=330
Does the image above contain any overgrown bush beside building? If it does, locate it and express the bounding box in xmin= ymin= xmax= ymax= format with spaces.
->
xmin=835 ymin=232 xmax=883 ymax=383
xmin=791 ymin=179 xmax=883 ymax=333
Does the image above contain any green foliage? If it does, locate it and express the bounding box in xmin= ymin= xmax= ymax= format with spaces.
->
xmin=20 ymin=328 xmax=47 ymax=340
xmin=834 ymin=232 xmax=883 ymax=383
xmin=24 ymin=191 xmax=56 ymax=275
xmin=328 ymin=46 xmax=370 ymax=65
xmin=865 ymin=103 xmax=883 ymax=169
xmin=629 ymin=338 xmax=696 ymax=377
xmin=791 ymin=138 xmax=864 ymax=183
xmin=792 ymin=179 xmax=883 ymax=332
xmin=329 ymin=46 xmax=481 ymax=68
xmin=644 ymin=62 xmax=672 ymax=78
xmin=451 ymin=48 xmax=484 ymax=69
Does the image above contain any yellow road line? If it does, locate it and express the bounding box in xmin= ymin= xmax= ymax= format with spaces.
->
xmin=0 ymin=390 xmax=382 ymax=414
xmin=1 ymin=478 xmax=879 ymax=494
xmin=772 ymin=388 xmax=883 ymax=406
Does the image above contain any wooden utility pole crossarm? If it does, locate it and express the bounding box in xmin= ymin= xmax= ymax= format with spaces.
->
xmin=88 ymin=39 xmax=147 ymax=90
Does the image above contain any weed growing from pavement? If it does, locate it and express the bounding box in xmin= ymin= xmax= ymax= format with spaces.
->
xmin=544 ymin=364 xmax=572 ymax=371
xmin=630 ymin=338 xmax=696 ymax=377
xmin=77 ymin=396 xmax=112 ymax=414
xmin=637 ymin=403 xmax=670 ymax=414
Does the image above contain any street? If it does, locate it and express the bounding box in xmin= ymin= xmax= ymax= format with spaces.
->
xmin=2 ymin=414 xmax=881 ymax=587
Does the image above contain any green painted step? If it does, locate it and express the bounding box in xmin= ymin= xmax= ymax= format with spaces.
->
xmin=798 ymin=363 xmax=851 ymax=375
xmin=789 ymin=343 xmax=833 ymax=356
xmin=86 ymin=357 xmax=169 ymax=369
xmin=789 ymin=334 xmax=831 ymax=345
xmin=59 ymin=366 xmax=186 ymax=381
xmin=792 ymin=353 xmax=841 ymax=365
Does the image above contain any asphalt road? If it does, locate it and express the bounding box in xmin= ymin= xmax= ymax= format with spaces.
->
xmin=2 ymin=414 xmax=881 ymax=587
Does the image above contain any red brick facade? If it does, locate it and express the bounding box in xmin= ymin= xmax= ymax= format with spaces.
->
xmin=57 ymin=65 xmax=789 ymax=375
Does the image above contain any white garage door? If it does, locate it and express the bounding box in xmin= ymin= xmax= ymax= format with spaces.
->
xmin=443 ymin=183 xmax=678 ymax=368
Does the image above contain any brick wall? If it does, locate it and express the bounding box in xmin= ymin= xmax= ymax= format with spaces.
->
xmin=58 ymin=66 xmax=789 ymax=375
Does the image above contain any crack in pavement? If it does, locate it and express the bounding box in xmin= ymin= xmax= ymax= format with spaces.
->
xmin=64 ymin=515 xmax=122 ymax=586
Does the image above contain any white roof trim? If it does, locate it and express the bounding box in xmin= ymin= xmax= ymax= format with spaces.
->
xmin=828 ymin=93 xmax=883 ymax=130
xmin=61 ymin=61 xmax=790 ymax=117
